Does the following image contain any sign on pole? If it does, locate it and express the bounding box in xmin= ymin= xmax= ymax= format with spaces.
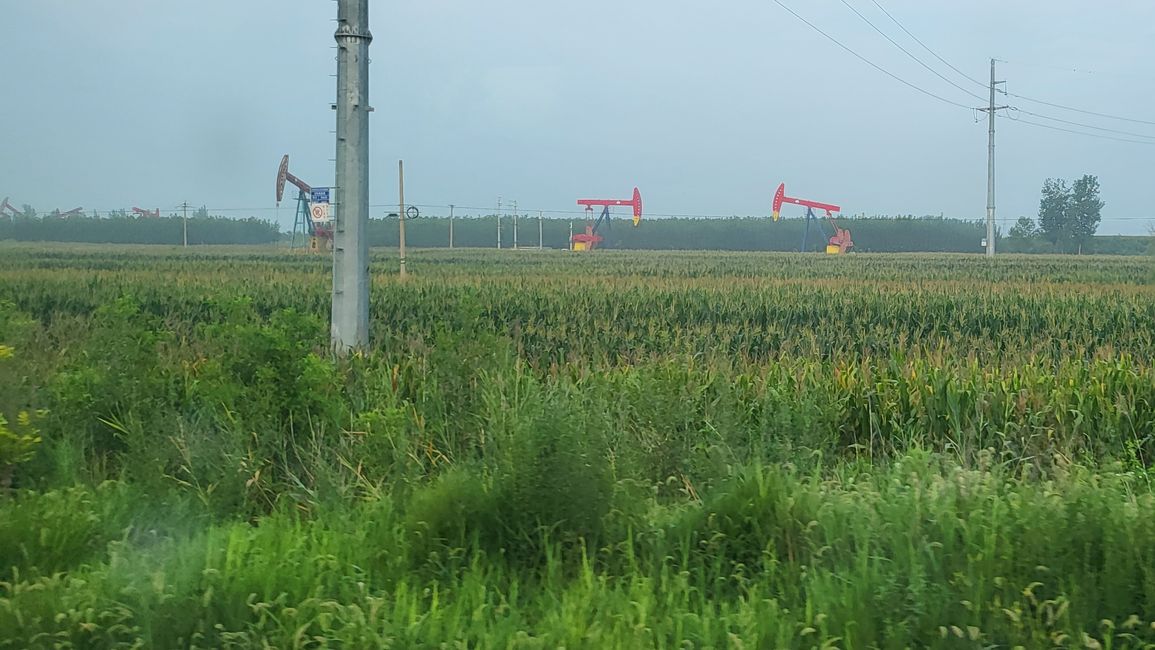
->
xmin=309 ymin=187 xmax=332 ymax=223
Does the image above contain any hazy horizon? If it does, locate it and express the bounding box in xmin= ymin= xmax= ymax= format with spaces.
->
xmin=3 ymin=1 xmax=1153 ymax=236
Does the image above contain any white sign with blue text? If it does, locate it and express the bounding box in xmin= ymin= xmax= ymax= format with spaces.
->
xmin=309 ymin=187 xmax=331 ymax=224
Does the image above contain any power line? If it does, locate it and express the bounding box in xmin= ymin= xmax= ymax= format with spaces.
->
xmin=997 ymin=60 xmax=1155 ymax=125
xmin=1005 ymin=90 xmax=1155 ymax=127
xmin=1008 ymin=107 xmax=1155 ymax=140
xmin=770 ymin=0 xmax=974 ymax=111
xmin=1004 ymin=112 xmax=1155 ymax=145
xmin=835 ymin=0 xmax=987 ymax=103
xmin=857 ymin=4 xmax=1155 ymax=128
xmin=867 ymin=0 xmax=988 ymax=89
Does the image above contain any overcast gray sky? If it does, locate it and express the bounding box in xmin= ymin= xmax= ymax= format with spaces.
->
xmin=3 ymin=1 xmax=1153 ymax=235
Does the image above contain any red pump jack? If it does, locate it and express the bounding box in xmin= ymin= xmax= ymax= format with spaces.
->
xmin=0 ymin=198 xmax=81 ymax=219
xmin=0 ymin=197 xmax=22 ymax=220
xmin=772 ymin=183 xmax=853 ymax=254
xmin=276 ymin=154 xmax=333 ymax=251
xmin=571 ymin=187 xmax=643 ymax=251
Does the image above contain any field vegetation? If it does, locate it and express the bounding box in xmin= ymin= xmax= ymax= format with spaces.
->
xmin=0 ymin=244 xmax=1153 ymax=647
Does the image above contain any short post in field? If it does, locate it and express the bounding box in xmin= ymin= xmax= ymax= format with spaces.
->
xmin=398 ymin=159 xmax=407 ymax=279
xmin=180 ymin=201 xmax=189 ymax=247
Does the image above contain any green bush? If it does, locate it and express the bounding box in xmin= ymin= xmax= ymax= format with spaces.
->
xmin=0 ymin=484 xmax=128 ymax=581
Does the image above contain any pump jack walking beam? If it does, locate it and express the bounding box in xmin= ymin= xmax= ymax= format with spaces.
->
xmin=275 ymin=154 xmax=313 ymax=201
xmin=771 ymin=183 xmax=840 ymax=221
xmin=577 ymin=187 xmax=643 ymax=227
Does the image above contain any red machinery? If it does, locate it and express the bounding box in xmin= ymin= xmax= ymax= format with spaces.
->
xmin=132 ymin=207 xmax=160 ymax=218
xmin=0 ymin=199 xmax=82 ymax=220
xmin=772 ymin=182 xmax=853 ymax=254
xmin=571 ymin=187 xmax=643 ymax=251
xmin=276 ymin=154 xmax=333 ymax=250
xmin=0 ymin=197 xmax=21 ymax=220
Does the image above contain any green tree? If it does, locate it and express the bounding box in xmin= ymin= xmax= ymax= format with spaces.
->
xmin=1008 ymin=216 xmax=1038 ymax=239
xmin=1036 ymin=175 xmax=1104 ymax=253
xmin=1037 ymin=178 xmax=1070 ymax=250
xmin=1068 ymin=174 xmax=1104 ymax=254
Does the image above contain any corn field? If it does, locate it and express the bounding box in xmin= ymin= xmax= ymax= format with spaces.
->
xmin=0 ymin=243 xmax=1153 ymax=648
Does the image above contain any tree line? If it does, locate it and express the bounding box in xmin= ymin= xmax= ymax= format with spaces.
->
xmin=0 ymin=210 xmax=280 ymax=245
xmin=367 ymin=213 xmax=1147 ymax=254
xmin=364 ymin=214 xmax=992 ymax=252
xmin=2 ymin=190 xmax=1145 ymax=254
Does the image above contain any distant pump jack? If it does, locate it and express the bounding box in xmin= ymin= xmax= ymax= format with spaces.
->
xmin=771 ymin=183 xmax=853 ymax=254
xmin=572 ymin=187 xmax=643 ymax=251
xmin=275 ymin=154 xmax=333 ymax=252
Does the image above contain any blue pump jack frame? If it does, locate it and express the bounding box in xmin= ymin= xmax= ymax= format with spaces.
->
xmin=800 ymin=207 xmax=832 ymax=253
xmin=290 ymin=190 xmax=311 ymax=250
xmin=591 ymin=205 xmax=612 ymax=236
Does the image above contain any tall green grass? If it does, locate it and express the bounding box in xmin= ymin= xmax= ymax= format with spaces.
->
xmin=2 ymin=456 xmax=1153 ymax=648
xmin=0 ymin=247 xmax=1153 ymax=647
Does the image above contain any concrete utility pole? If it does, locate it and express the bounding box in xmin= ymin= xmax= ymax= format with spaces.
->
xmin=332 ymin=0 xmax=372 ymax=351
xmin=496 ymin=196 xmax=502 ymax=249
xmin=448 ymin=204 xmax=455 ymax=249
xmin=180 ymin=201 xmax=189 ymax=247
xmin=538 ymin=210 xmax=543 ymax=249
xmin=398 ymin=160 xmax=407 ymax=279
xmin=512 ymin=200 xmax=518 ymax=249
xmin=979 ymin=58 xmax=1008 ymax=258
